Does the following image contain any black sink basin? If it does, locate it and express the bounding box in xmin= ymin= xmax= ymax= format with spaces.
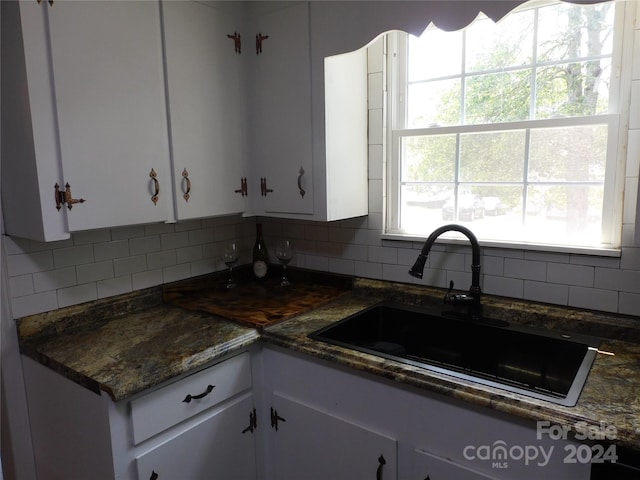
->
xmin=309 ymin=303 xmax=600 ymax=406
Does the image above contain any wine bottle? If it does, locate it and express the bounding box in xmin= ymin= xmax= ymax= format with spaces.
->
xmin=252 ymin=223 xmax=268 ymax=279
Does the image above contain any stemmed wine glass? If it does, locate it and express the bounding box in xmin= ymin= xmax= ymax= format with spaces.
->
xmin=223 ymin=241 xmax=239 ymax=289
xmin=275 ymin=239 xmax=294 ymax=286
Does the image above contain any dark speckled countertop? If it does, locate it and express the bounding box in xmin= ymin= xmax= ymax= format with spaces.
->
xmin=263 ymin=278 xmax=640 ymax=451
xmin=17 ymin=273 xmax=640 ymax=451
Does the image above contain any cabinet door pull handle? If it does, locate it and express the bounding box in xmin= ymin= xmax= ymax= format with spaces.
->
xmin=242 ymin=408 xmax=258 ymax=434
xmin=270 ymin=407 xmax=286 ymax=430
xmin=256 ymin=32 xmax=269 ymax=54
xmin=234 ymin=177 xmax=248 ymax=196
xmin=261 ymin=177 xmax=273 ymax=196
xmin=182 ymin=168 xmax=191 ymax=202
xmin=149 ymin=471 xmax=158 ymax=480
xmin=376 ymin=454 xmax=386 ymax=480
xmin=182 ymin=384 xmax=214 ymax=403
xmin=149 ymin=169 xmax=159 ymax=205
xmin=297 ymin=167 xmax=306 ymax=198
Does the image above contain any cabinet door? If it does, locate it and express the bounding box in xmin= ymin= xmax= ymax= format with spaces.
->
xmin=136 ymin=394 xmax=257 ymax=480
xmin=250 ymin=2 xmax=314 ymax=216
xmin=47 ymin=0 xmax=172 ymax=231
xmin=162 ymin=1 xmax=248 ymax=220
xmin=268 ymin=393 xmax=397 ymax=480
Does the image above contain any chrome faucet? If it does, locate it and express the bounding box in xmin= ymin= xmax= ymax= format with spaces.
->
xmin=409 ymin=224 xmax=482 ymax=321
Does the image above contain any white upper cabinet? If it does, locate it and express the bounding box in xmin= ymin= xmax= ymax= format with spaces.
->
xmin=248 ymin=2 xmax=369 ymax=221
xmin=162 ymin=1 xmax=249 ymax=220
xmin=248 ymin=2 xmax=314 ymax=217
xmin=2 ymin=0 xmax=172 ymax=241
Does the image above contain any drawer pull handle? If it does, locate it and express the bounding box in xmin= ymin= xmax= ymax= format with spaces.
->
xmin=182 ymin=384 xmax=215 ymax=403
xmin=376 ymin=454 xmax=386 ymax=480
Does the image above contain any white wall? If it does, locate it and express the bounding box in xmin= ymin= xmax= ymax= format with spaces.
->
xmin=3 ymin=21 xmax=640 ymax=321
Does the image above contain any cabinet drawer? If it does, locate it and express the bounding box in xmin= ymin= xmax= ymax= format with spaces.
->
xmin=130 ymin=353 xmax=251 ymax=444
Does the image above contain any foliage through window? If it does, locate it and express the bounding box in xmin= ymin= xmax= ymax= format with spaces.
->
xmin=387 ymin=0 xmax=631 ymax=250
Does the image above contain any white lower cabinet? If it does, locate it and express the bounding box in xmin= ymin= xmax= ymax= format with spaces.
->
xmin=267 ymin=393 xmax=397 ymax=480
xmin=135 ymin=394 xmax=257 ymax=480
xmin=259 ymin=346 xmax=592 ymax=480
xmin=21 ymin=351 xmax=257 ymax=480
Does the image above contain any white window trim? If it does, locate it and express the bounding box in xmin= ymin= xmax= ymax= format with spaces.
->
xmin=383 ymin=0 xmax=636 ymax=256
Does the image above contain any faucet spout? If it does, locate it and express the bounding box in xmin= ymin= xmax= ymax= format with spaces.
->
xmin=409 ymin=224 xmax=482 ymax=320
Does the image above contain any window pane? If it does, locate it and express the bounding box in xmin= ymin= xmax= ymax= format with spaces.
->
xmin=401 ymin=184 xmax=455 ymax=232
xmin=459 ymin=131 xmax=526 ymax=182
xmin=401 ymin=135 xmax=456 ymax=182
xmin=536 ymin=3 xmax=614 ymax=63
xmin=525 ymin=185 xmax=604 ymax=245
xmin=465 ymin=70 xmax=531 ymax=124
xmin=529 ymin=125 xmax=607 ymax=182
xmin=535 ymin=61 xmax=611 ymax=118
xmin=465 ymin=10 xmax=534 ymax=72
xmin=408 ymin=79 xmax=461 ymax=127
xmin=409 ymin=29 xmax=462 ymax=81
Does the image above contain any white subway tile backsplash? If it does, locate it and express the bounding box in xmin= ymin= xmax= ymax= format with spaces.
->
xmin=94 ymin=240 xmax=130 ymax=262
xmin=53 ymin=245 xmax=94 ymax=268
xmin=428 ymin=250 xmax=465 ymax=272
xmin=547 ymin=262 xmax=594 ymax=287
xmin=368 ymin=179 xmax=384 ymax=214
xmin=144 ymin=223 xmax=176 ymax=236
xmin=57 ymin=283 xmax=98 ymax=308
xmin=111 ymin=225 xmax=146 ymax=240
xmin=176 ymin=245 xmax=204 ymax=264
xmin=163 ymin=263 xmax=192 ymax=283
xmin=9 ymin=275 xmax=34 ymax=298
xmin=147 ymin=251 xmax=177 ymax=270
xmin=130 ymin=236 xmax=161 ymax=255
xmin=7 ymin=251 xmax=54 ymax=276
xmin=132 ymin=269 xmax=163 ymax=290
xmin=368 ymin=72 xmax=383 ymax=110
xmin=77 ymin=260 xmax=114 ymax=284
xmin=568 ymin=286 xmax=618 ymax=313
xmin=368 ymin=144 xmax=384 ymax=180
xmin=524 ymin=280 xmax=569 ymax=305
xmin=329 ymin=257 xmax=355 ymax=275
xmin=354 ymin=260 xmax=382 ymax=279
xmin=113 ymin=255 xmax=148 ymax=277
xmin=504 ymin=258 xmax=547 ymax=281
xmin=160 ymin=231 xmax=190 ymax=250
xmin=619 ymin=292 xmax=640 ymax=316
xmin=368 ymin=245 xmax=397 ymax=264
xmin=11 ymin=291 xmax=58 ymax=318
xmin=483 ymin=275 xmax=524 ymax=299
xmin=33 ymin=267 xmax=76 ymax=293
xmin=73 ymin=229 xmax=111 ymax=246
xmin=595 ymin=267 xmax=640 ymax=293
xmin=97 ymin=276 xmax=132 ymax=299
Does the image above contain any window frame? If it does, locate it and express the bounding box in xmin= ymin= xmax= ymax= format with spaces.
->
xmin=384 ymin=0 xmax=635 ymax=255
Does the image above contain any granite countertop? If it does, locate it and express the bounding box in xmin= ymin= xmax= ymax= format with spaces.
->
xmin=17 ymin=286 xmax=260 ymax=401
xmin=263 ymin=279 xmax=640 ymax=450
xmin=17 ymin=273 xmax=640 ymax=450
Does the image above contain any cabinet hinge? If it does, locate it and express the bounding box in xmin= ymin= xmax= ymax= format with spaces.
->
xmin=55 ymin=182 xmax=85 ymax=211
xmin=242 ymin=408 xmax=258 ymax=434
xmin=270 ymin=407 xmax=286 ymax=431
xmin=227 ymin=32 xmax=242 ymax=54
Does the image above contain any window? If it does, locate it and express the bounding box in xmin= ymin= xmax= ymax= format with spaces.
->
xmin=386 ymin=0 xmax=632 ymax=251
